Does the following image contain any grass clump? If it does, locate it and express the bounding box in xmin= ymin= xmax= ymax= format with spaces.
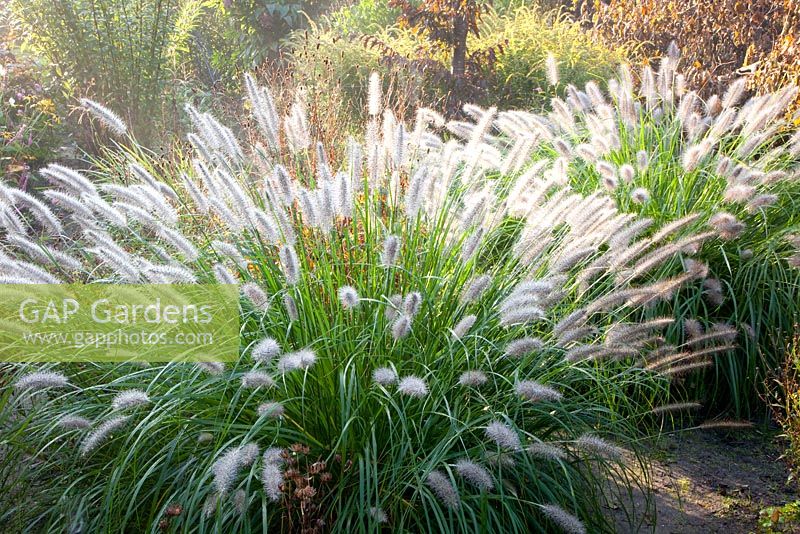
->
xmin=495 ymin=44 xmax=800 ymax=413
xmin=324 ymin=0 xmax=401 ymax=36
xmin=0 ymin=71 xmax=736 ymax=531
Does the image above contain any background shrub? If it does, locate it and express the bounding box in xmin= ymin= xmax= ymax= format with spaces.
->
xmin=590 ymin=0 xmax=785 ymax=96
xmin=751 ymin=0 xmax=800 ymax=120
xmin=474 ymin=6 xmax=624 ymax=109
xmin=9 ymin=0 xmax=208 ymax=134
xmin=0 ymin=14 xmax=71 ymax=185
xmin=288 ymin=24 xmax=431 ymax=119
xmin=220 ymin=0 xmax=330 ymax=65
xmin=324 ymin=0 xmax=401 ymax=36
xmin=291 ymin=3 xmax=624 ymax=117
xmin=769 ymin=331 xmax=800 ymax=475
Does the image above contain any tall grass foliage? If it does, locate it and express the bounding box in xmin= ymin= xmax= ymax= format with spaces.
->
xmin=0 ymin=71 xmax=747 ymax=531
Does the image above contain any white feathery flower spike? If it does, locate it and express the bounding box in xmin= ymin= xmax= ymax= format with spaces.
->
xmin=397 ymin=376 xmax=428 ymax=398
xmin=213 ymin=263 xmax=237 ymax=284
xmin=233 ymin=489 xmax=247 ymax=514
xmin=426 ymin=470 xmax=460 ymax=509
xmin=454 ymin=459 xmax=494 ymax=491
xmin=373 ymin=367 xmax=398 ymax=386
xmin=277 ymin=349 xmax=317 ymax=373
xmin=337 ymin=285 xmax=360 ymax=310
xmin=381 ymin=234 xmax=400 ymax=267
xmin=241 ymin=282 xmax=269 ymax=311
xmin=575 ymin=434 xmax=623 ymax=459
xmin=58 ymin=415 xmax=91 ymax=429
xmin=368 ymin=72 xmax=382 ymax=117
xmin=214 ymin=240 xmax=247 ymax=269
xmin=458 ymin=370 xmax=488 ymax=387
xmin=197 ymin=361 xmax=225 ymax=375
xmin=111 ymin=389 xmax=150 ymax=410
xmin=504 ymin=337 xmax=544 ymax=358
xmin=369 ymin=507 xmax=388 ymax=523
xmin=7 ymin=188 xmax=64 ymax=236
xmin=630 ymin=187 xmax=651 ymax=205
xmin=722 ymin=78 xmax=747 ymax=109
xmin=485 ymin=421 xmax=521 ymax=451
xmin=242 ymin=370 xmax=275 ymax=389
xmin=527 ymin=442 xmax=567 ymax=461
xmin=212 ymin=445 xmax=251 ymax=495
xmin=81 ymin=416 xmax=130 ymax=456
xmin=283 ymin=294 xmax=299 ymax=321
xmin=252 ymin=338 xmax=281 ymax=363
xmin=460 ymin=274 xmax=491 ymax=304
xmin=540 ymin=504 xmax=587 ymax=534
xmin=240 ymin=443 xmax=260 ymax=467
xmin=452 ymin=315 xmax=477 ymax=339
xmin=384 ymin=294 xmax=403 ymax=321
xmin=392 ymin=314 xmax=412 ymax=340
xmin=262 ymin=461 xmax=283 ymax=502
xmin=403 ymin=292 xmax=422 ymax=317
xmin=515 ymin=381 xmax=563 ymax=402
xmin=80 ymin=98 xmax=128 ymax=136
xmin=545 ymin=54 xmax=559 ymax=87
xmin=257 ymin=401 xmax=284 ymax=418
xmin=636 ymin=150 xmax=649 ymax=171
xmin=15 ymin=371 xmax=70 ymax=391
xmin=203 ymin=493 xmax=220 ymax=518
xmin=279 ymin=245 xmax=301 ymax=285
xmin=40 ymin=163 xmax=99 ymax=197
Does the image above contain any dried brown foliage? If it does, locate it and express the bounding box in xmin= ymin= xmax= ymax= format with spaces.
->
xmin=279 ymin=443 xmax=340 ymax=534
xmin=287 ymin=29 xmax=425 ymax=121
xmin=751 ymin=0 xmax=800 ymax=120
xmin=589 ymin=0 xmax=785 ymax=96
xmin=247 ymin=60 xmax=370 ymax=167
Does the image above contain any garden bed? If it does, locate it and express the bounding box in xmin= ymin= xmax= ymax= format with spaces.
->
xmin=608 ymin=430 xmax=798 ymax=533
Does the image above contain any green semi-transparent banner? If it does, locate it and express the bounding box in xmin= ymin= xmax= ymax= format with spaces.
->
xmin=0 ymin=284 xmax=240 ymax=362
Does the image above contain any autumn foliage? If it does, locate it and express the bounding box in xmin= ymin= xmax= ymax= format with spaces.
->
xmin=752 ymin=0 xmax=800 ymax=120
xmin=590 ymin=0 xmax=785 ymax=96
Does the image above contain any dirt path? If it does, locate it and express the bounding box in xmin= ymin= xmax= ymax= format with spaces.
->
xmin=608 ymin=430 xmax=799 ymax=533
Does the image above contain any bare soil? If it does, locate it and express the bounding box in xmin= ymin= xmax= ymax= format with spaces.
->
xmin=608 ymin=429 xmax=799 ymax=533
